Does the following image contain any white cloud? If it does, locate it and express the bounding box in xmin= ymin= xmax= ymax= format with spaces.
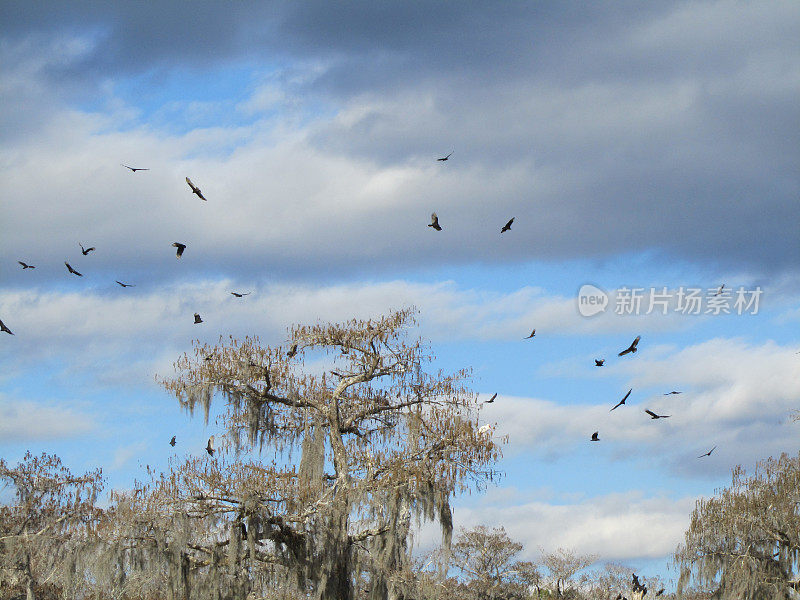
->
xmin=414 ymin=489 xmax=697 ymax=562
xmin=481 ymin=338 xmax=800 ymax=475
xmin=0 ymin=395 xmax=94 ymax=441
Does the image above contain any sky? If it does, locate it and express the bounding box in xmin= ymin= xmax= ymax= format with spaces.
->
xmin=1 ymin=0 xmax=799 ymax=588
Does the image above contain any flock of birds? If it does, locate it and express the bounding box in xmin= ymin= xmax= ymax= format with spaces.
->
xmin=2 ymin=154 xmax=720 ymax=462
xmin=488 ymin=318 xmax=716 ymax=458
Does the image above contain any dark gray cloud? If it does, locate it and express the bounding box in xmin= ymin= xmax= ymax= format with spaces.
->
xmin=1 ymin=1 xmax=798 ymax=278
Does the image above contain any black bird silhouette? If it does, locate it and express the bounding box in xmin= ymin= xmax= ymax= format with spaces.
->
xmin=714 ymin=284 xmax=725 ymax=296
xmin=437 ymin=151 xmax=453 ymax=161
xmin=230 ymin=291 xmax=251 ymax=297
xmin=0 ymin=319 xmax=13 ymax=335
xmin=205 ymin=436 xmax=215 ymax=456
xmin=610 ymin=389 xmax=632 ymax=411
xmin=240 ymin=522 xmax=247 ymax=538
xmin=169 ymin=436 xmax=176 ymax=447
xmin=591 ymin=431 xmax=600 ymax=441
xmin=121 ymin=164 xmax=149 ymax=172
xmin=65 ymin=262 xmax=83 ymax=276
xmin=645 ymin=409 xmax=670 ymax=419
xmin=484 ymin=393 xmax=497 ymax=404
xmin=524 ymin=329 xmax=536 ymax=339
xmin=186 ymin=177 xmax=207 ymax=201
xmin=664 ymin=391 xmax=682 ymax=395
xmin=17 ymin=261 xmax=35 ymax=269
xmin=194 ymin=313 xmax=203 ymax=324
xmin=501 ymin=217 xmax=515 ymax=233
xmin=116 ymin=281 xmax=135 ymax=287
xmin=79 ymin=243 xmax=95 ymax=255
xmin=595 ymin=359 xmax=605 ymax=367
xmin=428 ymin=212 xmax=442 ymax=231
xmin=287 ymin=343 xmax=298 ymax=358
xmin=172 ymin=242 xmax=186 ymax=258
xmin=618 ymin=335 xmax=641 ymax=356
xmin=697 ymin=445 xmax=717 ymax=458
xmin=655 ymin=589 xmax=665 ymax=597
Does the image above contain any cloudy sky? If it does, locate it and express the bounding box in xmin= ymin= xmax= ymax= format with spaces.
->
xmin=1 ymin=0 xmax=799 ymax=586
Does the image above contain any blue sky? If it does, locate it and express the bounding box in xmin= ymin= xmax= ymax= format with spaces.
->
xmin=1 ymin=0 xmax=799 ymax=588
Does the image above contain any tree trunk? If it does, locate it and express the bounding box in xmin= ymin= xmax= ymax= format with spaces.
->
xmin=316 ymin=512 xmax=352 ymax=600
xmin=24 ymin=552 xmax=36 ymax=600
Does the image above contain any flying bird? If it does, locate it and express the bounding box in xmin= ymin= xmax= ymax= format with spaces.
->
xmin=17 ymin=261 xmax=35 ymax=269
xmin=655 ymin=589 xmax=665 ymax=597
xmin=590 ymin=431 xmax=600 ymax=442
xmin=500 ymin=217 xmax=515 ymax=233
xmin=230 ymin=291 xmax=251 ymax=298
xmin=618 ymin=335 xmax=641 ymax=356
xmin=594 ymin=359 xmax=605 ymax=367
xmin=194 ymin=313 xmax=203 ymax=324
xmin=610 ymin=389 xmax=632 ymax=411
xmin=116 ymin=281 xmax=135 ymax=287
xmin=205 ymin=436 xmax=215 ymax=456
xmin=65 ymin=262 xmax=83 ymax=276
xmin=714 ymin=284 xmax=725 ymax=296
xmin=645 ymin=409 xmax=670 ymax=419
xmin=287 ymin=343 xmax=298 ymax=358
xmin=186 ymin=177 xmax=207 ymax=201
xmin=664 ymin=391 xmax=682 ymax=395
xmin=0 ymin=319 xmax=13 ymax=335
xmin=524 ymin=329 xmax=536 ymax=339
xmin=436 ymin=151 xmax=453 ymax=161
xmin=483 ymin=393 xmax=497 ymax=404
xmin=121 ymin=164 xmax=149 ymax=172
xmin=697 ymin=446 xmax=717 ymax=458
xmin=79 ymin=243 xmax=95 ymax=255
xmin=169 ymin=436 xmax=176 ymax=447
xmin=428 ymin=212 xmax=442 ymax=231
xmin=172 ymin=242 xmax=186 ymax=258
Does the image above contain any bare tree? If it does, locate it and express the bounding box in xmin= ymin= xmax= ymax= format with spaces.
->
xmin=676 ymin=452 xmax=800 ymax=599
xmin=449 ymin=525 xmax=532 ymax=600
xmin=0 ymin=452 xmax=103 ymax=600
xmin=106 ymin=308 xmax=501 ymax=600
xmin=541 ymin=547 xmax=597 ymax=599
